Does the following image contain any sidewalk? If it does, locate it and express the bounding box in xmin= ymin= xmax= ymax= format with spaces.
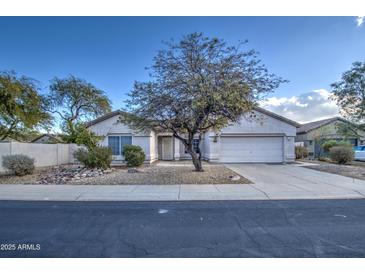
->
xmin=0 ymin=184 xmax=266 ymax=201
xmin=0 ymin=182 xmax=364 ymax=201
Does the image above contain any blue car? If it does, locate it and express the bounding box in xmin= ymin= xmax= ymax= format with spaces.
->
xmin=354 ymin=145 xmax=365 ymax=161
xmin=353 ymin=146 xmax=365 ymax=151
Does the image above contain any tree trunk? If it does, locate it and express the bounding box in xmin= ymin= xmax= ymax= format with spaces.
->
xmin=185 ymin=144 xmax=203 ymax=172
xmin=173 ymin=132 xmax=203 ymax=171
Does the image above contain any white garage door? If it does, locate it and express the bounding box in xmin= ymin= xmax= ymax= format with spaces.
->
xmin=220 ymin=136 xmax=283 ymax=163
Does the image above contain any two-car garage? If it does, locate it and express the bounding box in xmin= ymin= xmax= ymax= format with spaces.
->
xmin=219 ymin=136 xmax=284 ymax=163
xmin=211 ymin=107 xmax=299 ymax=164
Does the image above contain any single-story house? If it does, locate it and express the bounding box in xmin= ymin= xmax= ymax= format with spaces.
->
xmin=31 ymin=134 xmax=64 ymax=144
xmin=0 ymin=137 xmax=18 ymax=143
xmin=295 ymin=117 xmax=365 ymax=157
xmin=86 ymin=107 xmax=300 ymax=165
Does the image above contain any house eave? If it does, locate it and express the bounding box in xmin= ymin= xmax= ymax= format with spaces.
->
xmin=254 ymin=106 xmax=301 ymax=127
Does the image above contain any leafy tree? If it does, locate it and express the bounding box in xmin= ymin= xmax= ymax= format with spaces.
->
xmin=331 ymin=61 xmax=365 ymax=123
xmin=335 ymin=121 xmax=363 ymax=141
xmin=63 ymin=122 xmax=102 ymax=149
xmin=123 ymin=33 xmax=286 ymax=171
xmin=311 ymin=125 xmax=332 ymax=158
xmin=0 ymin=71 xmax=52 ymax=141
xmin=47 ymin=75 xmax=111 ymax=138
xmin=322 ymin=139 xmax=351 ymax=153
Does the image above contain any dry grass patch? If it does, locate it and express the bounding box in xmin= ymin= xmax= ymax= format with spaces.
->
xmin=301 ymin=161 xmax=365 ymax=181
xmin=0 ymin=171 xmax=40 ymax=185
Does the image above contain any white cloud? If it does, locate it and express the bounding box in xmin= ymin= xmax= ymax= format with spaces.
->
xmin=356 ymin=16 xmax=364 ymax=27
xmin=260 ymin=89 xmax=340 ymax=123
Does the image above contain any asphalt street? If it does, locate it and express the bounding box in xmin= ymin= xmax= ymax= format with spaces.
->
xmin=0 ymin=199 xmax=365 ymax=257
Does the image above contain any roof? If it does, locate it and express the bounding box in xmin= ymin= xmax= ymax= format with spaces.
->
xmin=253 ymin=106 xmax=301 ymax=127
xmin=31 ymin=134 xmax=63 ymax=143
xmin=85 ymin=110 xmax=124 ymax=128
xmin=297 ymin=117 xmax=349 ymax=134
xmin=85 ymin=107 xmax=301 ymax=129
xmin=0 ymin=137 xmax=18 ymax=143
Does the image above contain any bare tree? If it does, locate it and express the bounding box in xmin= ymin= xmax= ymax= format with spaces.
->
xmin=47 ymin=75 xmax=111 ymax=142
xmin=123 ymin=33 xmax=286 ymax=171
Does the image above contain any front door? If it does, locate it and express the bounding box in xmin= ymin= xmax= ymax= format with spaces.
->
xmin=161 ymin=137 xmax=174 ymax=160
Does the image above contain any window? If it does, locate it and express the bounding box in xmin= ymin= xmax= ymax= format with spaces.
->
xmin=120 ymin=136 xmax=132 ymax=153
xmin=185 ymin=139 xmax=200 ymax=154
xmin=108 ymin=136 xmax=120 ymax=155
xmin=193 ymin=139 xmax=200 ymax=153
xmin=108 ymin=136 xmax=132 ymax=156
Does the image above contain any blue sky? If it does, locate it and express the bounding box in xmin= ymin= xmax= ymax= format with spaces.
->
xmin=1 ymin=16 xmax=364 ymax=123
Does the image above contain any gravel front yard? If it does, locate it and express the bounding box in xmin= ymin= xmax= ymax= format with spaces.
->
xmin=301 ymin=160 xmax=365 ymax=181
xmin=0 ymin=162 xmax=251 ymax=185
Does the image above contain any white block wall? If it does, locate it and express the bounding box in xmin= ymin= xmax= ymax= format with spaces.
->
xmin=0 ymin=142 xmax=80 ymax=172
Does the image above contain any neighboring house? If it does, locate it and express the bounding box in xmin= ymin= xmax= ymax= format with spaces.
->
xmin=0 ymin=137 xmax=18 ymax=143
xmin=296 ymin=117 xmax=365 ymax=157
xmin=86 ymin=107 xmax=299 ymax=165
xmin=31 ymin=134 xmax=63 ymax=144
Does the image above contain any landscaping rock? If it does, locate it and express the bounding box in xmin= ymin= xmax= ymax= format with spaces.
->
xmin=30 ymin=165 xmax=115 ymax=184
xmin=229 ymin=175 xmax=241 ymax=181
xmin=127 ymin=168 xmax=139 ymax=173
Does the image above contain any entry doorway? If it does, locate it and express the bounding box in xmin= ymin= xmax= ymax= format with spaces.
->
xmin=160 ymin=136 xmax=174 ymax=160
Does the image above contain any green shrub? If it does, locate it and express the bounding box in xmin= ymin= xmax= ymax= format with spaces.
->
xmin=122 ymin=145 xmax=145 ymax=167
xmin=295 ymin=146 xmax=309 ymax=159
xmin=2 ymin=154 xmax=35 ymax=176
xmin=74 ymin=146 xmax=112 ymax=169
xmin=63 ymin=122 xmax=102 ymax=150
xmin=321 ymin=140 xmax=338 ymax=153
xmin=329 ymin=146 xmax=354 ymax=164
xmin=322 ymin=140 xmax=352 ymax=153
xmin=318 ymin=156 xmax=328 ymax=162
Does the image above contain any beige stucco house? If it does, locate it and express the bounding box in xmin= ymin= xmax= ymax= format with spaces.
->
xmin=296 ymin=117 xmax=365 ymax=157
xmin=86 ymin=107 xmax=300 ymax=165
xmin=31 ymin=134 xmax=63 ymax=144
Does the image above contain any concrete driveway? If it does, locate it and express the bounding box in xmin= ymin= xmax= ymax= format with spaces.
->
xmin=226 ymin=163 xmax=365 ymax=200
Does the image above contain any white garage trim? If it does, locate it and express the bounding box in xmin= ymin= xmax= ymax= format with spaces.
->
xmin=219 ymin=135 xmax=284 ymax=163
